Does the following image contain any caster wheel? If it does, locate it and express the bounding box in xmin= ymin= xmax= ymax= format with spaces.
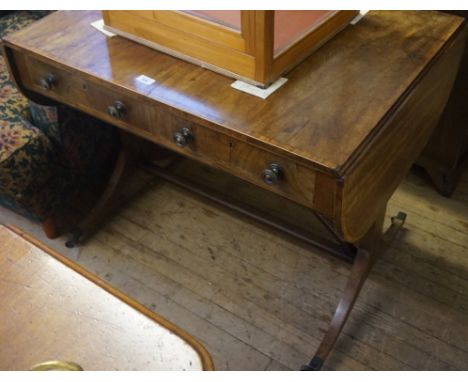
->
xmin=392 ymin=211 xmax=407 ymax=225
xmin=65 ymin=231 xmax=82 ymax=248
xmin=65 ymin=239 xmax=77 ymax=248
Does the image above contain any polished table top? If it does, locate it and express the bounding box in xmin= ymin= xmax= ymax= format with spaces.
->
xmin=0 ymin=225 xmax=213 ymax=370
xmin=5 ymin=10 xmax=464 ymax=174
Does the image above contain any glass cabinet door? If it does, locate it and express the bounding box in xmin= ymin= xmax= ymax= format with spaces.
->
xmin=273 ymin=11 xmax=335 ymax=56
xmin=182 ymin=10 xmax=241 ymax=31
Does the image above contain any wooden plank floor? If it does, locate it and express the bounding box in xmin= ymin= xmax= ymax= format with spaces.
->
xmin=1 ymin=162 xmax=467 ymax=371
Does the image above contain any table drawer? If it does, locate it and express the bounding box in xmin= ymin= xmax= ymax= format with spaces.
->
xmin=229 ymin=141 xmax=316 ymax=207
xmin=17 ymin=53 xmax=315 ymax=208
xmin=20 ymin=55 xmax=154 ymax=134
xmin=19 ymin=53 xmax=231 ymax=165
xmin=150 ymin=112 xmax=231 ymax=165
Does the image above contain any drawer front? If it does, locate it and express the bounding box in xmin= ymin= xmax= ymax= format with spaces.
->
xmin=149 ymin=111 xmax=231 ymax=165
xmin=15 ymin=52 xmax=315 ymax=208
xmin=230 ymin=141 xmax=316 ymax=207
xmin=19 ymin=53 xmax=231 ymax=165
xmin=20 ymin=55 xmax=154 ymax=134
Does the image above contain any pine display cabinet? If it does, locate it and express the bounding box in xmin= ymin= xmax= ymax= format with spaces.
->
xmin=102 ymin=10 xmax=358 ymax=87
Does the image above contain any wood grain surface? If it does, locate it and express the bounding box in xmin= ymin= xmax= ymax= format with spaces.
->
xmin=4 ymin=10 xmax=464 ymax=172
xmin=0 ymin=225 xmax=213 ymax=371
xmin=4 ymin=10 xmax=466 ymax=243
xmin=2 ymin=161 xmax=467 ymax=370
xmin=417 ymin=10 xmax=468 ymax=196
xmin=340 ymin=25 xmax=468 ymax=242
xmin=2 ymin=10 xmax=467 ymax=371
xmin=102 ymin=11 xmax=356 ymax=86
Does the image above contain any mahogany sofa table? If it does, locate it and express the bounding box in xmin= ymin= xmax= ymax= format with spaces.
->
xmin=0 ymin=225 xmax=213 ymax=370
xmin=3 ymin=10 xmax=467 ymax=370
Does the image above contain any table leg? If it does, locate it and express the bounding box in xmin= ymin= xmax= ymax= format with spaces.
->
xmin=64 ymin=135 xmax=178 ymax=247
xmin=65 ymin=149 xmax=135 ymax=247
xmin=301 ymin=210 xmax=406 ymax=371
xmin=423 ymin=162 xmax=466 ymax=197
xmin=41 ymin=216 xmax=59 ymax=239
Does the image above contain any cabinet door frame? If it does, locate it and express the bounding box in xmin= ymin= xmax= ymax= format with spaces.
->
xmin=102 ymin=10 xmax=264 ymax=82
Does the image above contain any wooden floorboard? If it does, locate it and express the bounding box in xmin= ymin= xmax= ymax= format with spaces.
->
xmin=0 ymin=162 xmax=467 ymax=370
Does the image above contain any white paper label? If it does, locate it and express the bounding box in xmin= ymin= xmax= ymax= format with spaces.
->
xmin=135 ymin=75 xmax=156 ymax=86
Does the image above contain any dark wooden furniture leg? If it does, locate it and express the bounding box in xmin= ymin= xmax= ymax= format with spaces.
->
xmin=417 ymin=11 xmax=468 ymax=197
xmin=420 ymin=156 xmax=468 ymax=197
xmin=42 ymin=216 xmax=59 ymax=239
xmin=301 ymin=211 xmax=407 ymax=371
xmin=64 ymin=135 xmax=176 ymax=247
xmin=65 ymin=148 xmax=134 ymax=247
xmin=143 ymin=161 xmax=409 ymax=370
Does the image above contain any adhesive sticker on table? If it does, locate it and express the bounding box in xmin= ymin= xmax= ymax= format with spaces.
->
xmin=135 ymin=75 xmax=156 ymax=86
